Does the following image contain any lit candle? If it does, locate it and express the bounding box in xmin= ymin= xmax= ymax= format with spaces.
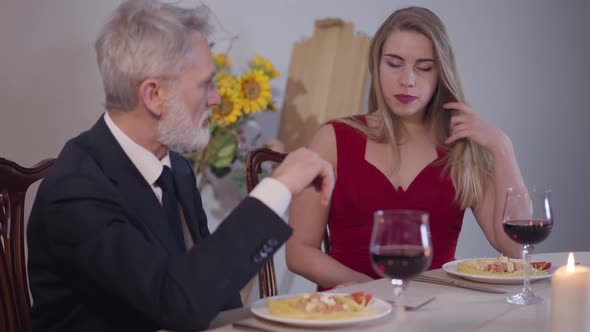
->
xmin=551 ymin=252 xmax=590 ymax=332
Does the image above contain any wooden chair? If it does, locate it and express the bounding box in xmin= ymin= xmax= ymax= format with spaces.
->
xmin=0 ymin=158 xmax=55 ymax=332
xmin=244 ymin=147 xmax=330 ymax=298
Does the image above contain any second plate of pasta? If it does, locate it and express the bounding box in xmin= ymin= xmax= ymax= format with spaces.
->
xmin=442 ymin=258 xmax=553 ymax=284
xmin=250 ymin=292 xmax=391 ymax=327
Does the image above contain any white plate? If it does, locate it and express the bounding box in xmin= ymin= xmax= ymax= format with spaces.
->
xmin=250 ymin=293 xmax=392 ymax=328
xmin=442 ymin=259 xmax=553 ymax=284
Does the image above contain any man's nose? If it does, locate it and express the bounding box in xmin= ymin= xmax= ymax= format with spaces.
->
xmin=208 ymin=86 xmax=221 ymax=106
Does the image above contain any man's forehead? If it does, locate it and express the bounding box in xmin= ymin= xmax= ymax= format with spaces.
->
xmin=189 ymin=35 xmax=215 ymax=77
xmin=191 ymin=31 xmax=209 ymax=48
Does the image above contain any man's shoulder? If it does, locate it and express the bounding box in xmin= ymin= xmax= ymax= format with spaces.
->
xmin=49 ymin=130 xmax=96 ymax=175
xmin=40 ymin=129 xmax=113 ymax=199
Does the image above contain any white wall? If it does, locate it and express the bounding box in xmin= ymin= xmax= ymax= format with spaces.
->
xmin=1 ymin=0 xmax=588 ymax=300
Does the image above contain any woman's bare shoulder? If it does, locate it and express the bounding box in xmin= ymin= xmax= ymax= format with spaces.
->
xmin=309 ymin=124 xmax=337 ymax=166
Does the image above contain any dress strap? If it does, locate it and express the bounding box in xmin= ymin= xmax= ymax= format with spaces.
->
xmin=328 ymin=116 xmax=368 ymax=175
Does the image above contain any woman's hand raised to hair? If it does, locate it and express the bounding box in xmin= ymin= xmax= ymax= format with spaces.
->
xmin=444 ymin=102 xmax=511 ymax=153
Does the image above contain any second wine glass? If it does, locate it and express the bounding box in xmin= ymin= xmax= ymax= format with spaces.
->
xmin=369 ymin=210 xmax=432 ymax=314
xmin=502 ymin=187 xmax=553 ymax=305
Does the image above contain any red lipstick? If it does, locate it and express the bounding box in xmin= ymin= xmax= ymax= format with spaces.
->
xmin=394 ymin=94 xmax=418 ymax=104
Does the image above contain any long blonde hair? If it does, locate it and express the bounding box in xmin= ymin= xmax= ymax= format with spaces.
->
xmin=342 ymin=6 xmax=493 ymax=209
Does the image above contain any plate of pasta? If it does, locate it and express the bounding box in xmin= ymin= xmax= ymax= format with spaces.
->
xmin=442 ymin=256 xmax=553 ymax=284
xmin=250 ymin=292 xmax=391 ymax=327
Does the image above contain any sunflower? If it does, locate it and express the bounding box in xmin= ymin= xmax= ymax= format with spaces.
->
xmin=212 ymin=89 xmax=243 ymax=126
xmin=267 ymin=100 xmax=278 ymax=112
xmin=249 ymin=55 xmax=279 ymax=78
xmin=238 ymin=70 xmax=272 ymax=114
xmin=216 ymin=74 xmax=237 ymax=96
xmin=212 ymin=52 xmax=232 ymax=71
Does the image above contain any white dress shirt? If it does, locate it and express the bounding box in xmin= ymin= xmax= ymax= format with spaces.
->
xmin=103 ymin=113 xmax=291 ymax=217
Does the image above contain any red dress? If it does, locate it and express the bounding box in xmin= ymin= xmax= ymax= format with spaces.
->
xmin=328 ymin=118 xmax=465 ymax=279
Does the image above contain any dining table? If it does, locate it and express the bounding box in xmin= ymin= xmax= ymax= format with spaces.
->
xmin=207 ymin=251 xmax=590 ymax=332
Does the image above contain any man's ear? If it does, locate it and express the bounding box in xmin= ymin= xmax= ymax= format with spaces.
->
xmin=138 ymin=78 xmax=166 ymax=117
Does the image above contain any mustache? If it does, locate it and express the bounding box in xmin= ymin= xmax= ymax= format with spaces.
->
xmin=200 ymin=109 xmax=212 ymax=125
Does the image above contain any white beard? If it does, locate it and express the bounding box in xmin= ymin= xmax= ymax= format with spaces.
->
xmin=157 ymin=90 xmax=210 ymax=153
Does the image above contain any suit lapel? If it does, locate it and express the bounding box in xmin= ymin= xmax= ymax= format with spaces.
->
xmin=84 ymin=117 xmax=183 ymax=255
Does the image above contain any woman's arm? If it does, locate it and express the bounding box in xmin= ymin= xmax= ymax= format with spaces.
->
xmin=285 ymin=124 xmax=373 ymax=288
xmin=445 ymin=102 xmax=524 ymax=257
xmin=472 ymin=135 xmax=524 ymax=257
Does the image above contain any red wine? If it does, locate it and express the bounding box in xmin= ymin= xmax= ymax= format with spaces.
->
xmin=370 ymin=245 xmax=432 ymax=280
xmin=503 ymin=219 xmax=552 ymax=245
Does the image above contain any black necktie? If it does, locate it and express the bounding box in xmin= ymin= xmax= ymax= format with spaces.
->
xmin=155 ymin=166 xmax=186 ymax=252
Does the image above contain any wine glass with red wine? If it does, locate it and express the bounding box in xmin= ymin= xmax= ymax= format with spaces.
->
xmin=369 ymin=210 xmax=432 ymax=313
xmin=503 ymin=187 xmax=553 ymax=305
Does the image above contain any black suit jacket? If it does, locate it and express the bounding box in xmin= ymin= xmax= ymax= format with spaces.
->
xmin=27 ymin=117 xmax=292 ymax=332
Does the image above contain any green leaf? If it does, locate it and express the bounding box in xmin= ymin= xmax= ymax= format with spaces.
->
xmin=216 ymin=142 xmax=237 ymax=158
xmin=211 ymin=154 xmax=235 ymax=168
xmin=210 ymin=165 xmax=231 ymax=177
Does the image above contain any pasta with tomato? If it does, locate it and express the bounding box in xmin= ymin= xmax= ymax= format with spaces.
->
xmin=266 ymin=292 xmax=377 ymax=320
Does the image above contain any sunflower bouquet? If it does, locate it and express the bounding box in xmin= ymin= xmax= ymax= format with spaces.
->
xmin=188 ymin=52 xmax=280 ymax=189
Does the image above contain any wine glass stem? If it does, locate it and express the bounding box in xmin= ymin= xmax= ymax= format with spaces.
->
xmin=522 ymin=244 xmax=533 ymax=293
xmin=392 ymin=279 xmax=406 ymax=318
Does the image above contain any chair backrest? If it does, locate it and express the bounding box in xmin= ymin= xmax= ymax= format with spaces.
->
xmin=244 ymin=147 xmax=330 ymax=298
xmin=0 ymin=158 xmax=55 ymax=332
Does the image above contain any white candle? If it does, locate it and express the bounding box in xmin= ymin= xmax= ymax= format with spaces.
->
xmin=551 ymin=252 xmax=590 ymax=332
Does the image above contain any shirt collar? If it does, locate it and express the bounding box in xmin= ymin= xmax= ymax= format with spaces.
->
xmin=103 ymin=112 xmax=171 ymax=186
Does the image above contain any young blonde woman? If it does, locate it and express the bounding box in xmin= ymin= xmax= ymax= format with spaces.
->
xmin=286 ymin=6 xmax=526 ymax=289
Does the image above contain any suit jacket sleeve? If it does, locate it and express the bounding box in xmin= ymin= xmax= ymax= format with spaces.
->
xmin=42 ymin=174 xmax=292 ymax=332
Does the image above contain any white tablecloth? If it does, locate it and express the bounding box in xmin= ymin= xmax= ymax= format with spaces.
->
xmin=208 ymin=252 xmax=590 ymax=332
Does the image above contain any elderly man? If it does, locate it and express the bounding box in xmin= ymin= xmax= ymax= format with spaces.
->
xmin=26 ymin=1 xmax=334 ymax=331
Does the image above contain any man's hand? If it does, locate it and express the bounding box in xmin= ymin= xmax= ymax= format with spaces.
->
xmin=271 ymin=147 xmax=335 ymax=206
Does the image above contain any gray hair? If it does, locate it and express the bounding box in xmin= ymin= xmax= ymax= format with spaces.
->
xmin=95 ymin=0 xmax=211 ymax=110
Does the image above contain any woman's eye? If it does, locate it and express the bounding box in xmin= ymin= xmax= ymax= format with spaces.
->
xmin=387 ymin=62 xmax=402 ymax=68
xmin=417 ymin=67 xmax=433 ymax=72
